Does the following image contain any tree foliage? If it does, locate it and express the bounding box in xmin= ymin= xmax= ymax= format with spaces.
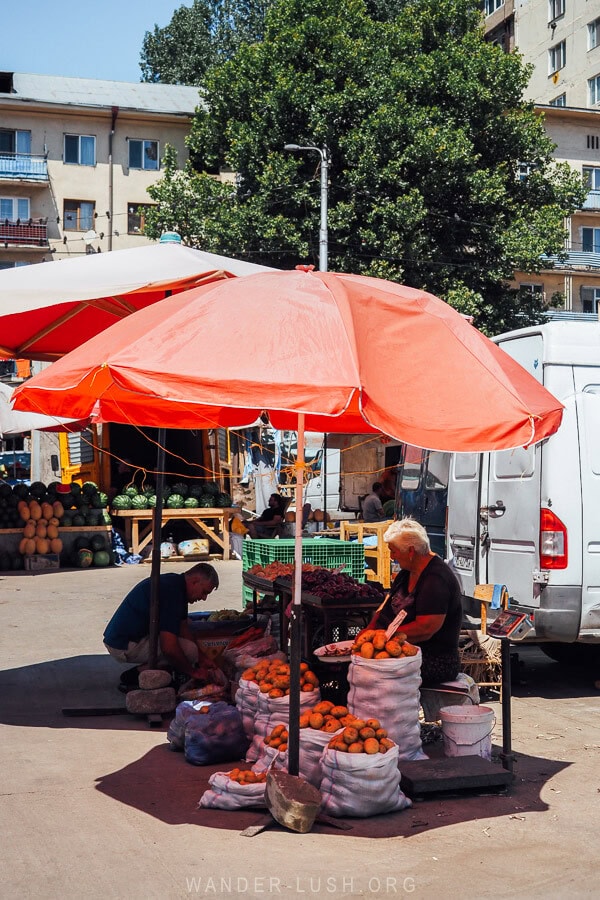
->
xmin=140 ymin=0 xmax=272 ymax=84
xmin=144 ymin=0 xmax=585 ymax=333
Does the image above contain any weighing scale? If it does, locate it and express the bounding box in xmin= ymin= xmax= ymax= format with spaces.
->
xmin=401 ymin=610 xmax=534 ymax=798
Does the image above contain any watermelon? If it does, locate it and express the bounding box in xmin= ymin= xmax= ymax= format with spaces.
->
xmin=166 ymin=493 xmax=185 ymax=509
xmin=199 ymin=496 xmax=214 ymax=508
xmin=82 ymin=481 xmax=98 ymax=496
xmin=112 ymin=495 xmax=133 ymax=510
xmin=61 ymin=513 xmax=73 ymax=527
xmin=130 ymin=495 xmax=149 ymax=510
xmin=12 ymin=483 xmax=30 ymax=500
xmin=69 ymin=482 xmax=81 ymax=496
xmin=123 ymin=485 xmax=139 ymax=497
xmin=184 ymin=496 xmax=200 ymax=508
xmin=101 ymin=511 xmax=112 ymax=525
xmin=142 ymin=484 xmax=156 ymax=497
xmin=189 ymin=484 xmax=204 ymax=499
xmin=147 ymin=495 xmax=157 ymax=508
xmin=91 ymin=534 xmax=107 ymax=552
xmin=85 ymin=512 xmax=102 ymax=526
xmin=72 ymin=514 xmax=86 ymax=527
xmin=171 ymin=482 xmax=189 ymax=498
xmin=30 ymin=481 xmax=47 ymax=498
xmin=77 ymin=548 xmax=94 ymax=568
xmin=216 ymin=492 xmax=232 ymax=507
xmin=93 ymin=550 xmax=111 ymax=567
xmin=203 ymin=481 xmax=220 ymax=497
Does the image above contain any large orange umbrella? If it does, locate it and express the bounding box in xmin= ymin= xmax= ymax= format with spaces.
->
xmin=12 ymin=267 xmax=562 ymax=449
xmin=13 ymin=267 xmax=563 ymax=772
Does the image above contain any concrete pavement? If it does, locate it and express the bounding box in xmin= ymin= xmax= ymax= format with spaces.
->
xmin=1 ymin=560 xmax=599 ymax=899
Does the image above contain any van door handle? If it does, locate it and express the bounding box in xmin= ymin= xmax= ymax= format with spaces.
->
xmin=482 ymin=500 xmax=506 ymax=518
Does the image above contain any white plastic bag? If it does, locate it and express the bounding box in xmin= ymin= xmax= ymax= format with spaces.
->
xmin=246 ymin=688 xmax=321 ymax=763
xmin=199 ymin=771 xmax=266 ymax=810
xmin=235 ymin=678 xmax=260 ymax=742
xmin=298 ymin=726 xmax=342 ymax=788
xmin=251 ymin=742 xmax=288 ymax=774
xmin=348 ymin=651 xmax=426 ymax=761
xmin=320 ymin=743 xmax=412 ymax=818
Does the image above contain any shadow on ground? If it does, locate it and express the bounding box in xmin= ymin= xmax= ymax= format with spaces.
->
xmin=0 ymin=654 xmax=148 ymax=729
xmin=93 ymin=742 xmax=569 ymax=839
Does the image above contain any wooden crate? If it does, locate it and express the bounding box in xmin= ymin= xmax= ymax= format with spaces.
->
xmin=338 ymin=520 xmax=393 ymax=588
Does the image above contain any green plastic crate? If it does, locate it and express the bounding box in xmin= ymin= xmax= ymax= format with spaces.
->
xmin=242 ymin=538 xmax=365 ymax=607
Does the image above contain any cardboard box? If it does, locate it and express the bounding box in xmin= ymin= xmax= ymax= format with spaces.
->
xmin=24 ymin=553 xmax=60 ymax=571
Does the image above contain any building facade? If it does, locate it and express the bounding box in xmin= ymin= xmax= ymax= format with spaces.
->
xmin=0 ymin=72 xmax=200 ymax=269
xmin=484 ymin=0 xmax=600 ymax=314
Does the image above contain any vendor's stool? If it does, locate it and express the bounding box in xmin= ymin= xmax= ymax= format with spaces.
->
xmin=420 ymin=676 xmax=478 ymax=722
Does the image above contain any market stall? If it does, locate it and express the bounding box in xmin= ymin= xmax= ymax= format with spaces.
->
xmin=110 ymin=506 xmax=237 ymax=560
xmin=14 ymin=266 xmax=564 ymax=808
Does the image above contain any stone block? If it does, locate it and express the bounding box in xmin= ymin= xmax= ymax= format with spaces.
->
xmin=126 ymin=687 xmax=177 ymax=715
xmin=139 ymin=669 xmax=173 ymax=690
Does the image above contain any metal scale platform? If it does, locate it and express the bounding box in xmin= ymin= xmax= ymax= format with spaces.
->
xmin=400 ymin=609 xmax=534 ymax=798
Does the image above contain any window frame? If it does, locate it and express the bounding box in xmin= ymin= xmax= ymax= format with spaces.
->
xmin=128 ymin=139 xmax=160 ymax=171
xmin=63 ymin=199 xmax=95 ymax=232
xmin=127 ymin=202 xmax=155 ymax=234
xmin=0 ymin=196 xmax=30 ymax=221
xmin=549 ymin=93 xmax=567 ymax=107
xmin=589 ymin=73 xmax=600 ymax=105
xmin=580 ymin=286 xmax=600 ymax=313
xmin=582 ymin=226 xmax=600 ymax=253
xmin=0 ymin=128 xmax=31 ymax=156
xmin=63 ymin=134 xmax=96 ymax=167
xmin=583 ymin=166 xmax=600 ymax=192
xmin=589 ymin=17 xmax=600 ymax=51
xmin=519 ymin=282 xmax=544 ymax=297
xmin=484 ymin=0 xmax=504 ymax=16
xmin=548 ymin=40 xmax=567 ymax=75
xmin=549 ymin=0 xmax=565 ymax=24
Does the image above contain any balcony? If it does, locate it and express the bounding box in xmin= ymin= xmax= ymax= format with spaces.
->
xmin=583 ymin=191 xmax=600 ymax=211
xmin=543 ymin=250 xmax=600 ymax=271
xmin=0 ymin=153 xmax=48 ymax=183
xmin=0 ymin=219 xmax=48 ymax=248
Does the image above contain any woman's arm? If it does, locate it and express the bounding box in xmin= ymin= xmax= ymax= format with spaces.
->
xmin=397 ymin=613 xmax=445 ymax=643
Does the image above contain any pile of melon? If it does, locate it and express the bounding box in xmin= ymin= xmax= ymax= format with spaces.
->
xmin=18 ymin=499 xmax=63 ymax=557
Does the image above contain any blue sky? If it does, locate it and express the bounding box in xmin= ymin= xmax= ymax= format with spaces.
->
xmin=3 ymin=0 xmax=193 ymax=83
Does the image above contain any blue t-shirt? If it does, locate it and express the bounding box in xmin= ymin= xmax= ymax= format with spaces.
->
xmin=103 ymin=573 xmax=188 ymax=650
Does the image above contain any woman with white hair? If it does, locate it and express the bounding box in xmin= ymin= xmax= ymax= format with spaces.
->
xmin=366 ymin=518 xmax=463 ymax=686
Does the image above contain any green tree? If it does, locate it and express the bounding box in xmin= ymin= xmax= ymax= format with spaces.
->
xmin=145 ymin=0 xmax=585 ymax=333
xmin=140 ymin=0 xmax=272 ymax=84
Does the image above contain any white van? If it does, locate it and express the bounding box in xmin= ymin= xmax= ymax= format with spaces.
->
xmin=447 ymin=321 xmax=600 ymax=661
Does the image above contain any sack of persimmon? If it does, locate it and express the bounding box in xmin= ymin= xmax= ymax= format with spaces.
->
xmin=244 ymin=661 xmax=320 ymax=763
xmin=297 ymin=700 xmax=346 ymax=787
xmin=251 ymin=724 xmax=289 ymax=773
xmin=199 ymin=768 xmax=267 ymax=810
xmin=347 ymin=630 xmax=426 ymax=762
xmin=319 ymin=728 xmax=412 ymax=818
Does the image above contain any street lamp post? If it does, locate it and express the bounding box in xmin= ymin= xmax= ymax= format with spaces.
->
xmin=284 ymin=143 xmax=329 ymax=272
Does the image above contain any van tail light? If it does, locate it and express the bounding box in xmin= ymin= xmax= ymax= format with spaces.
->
xmin=540 ymin=508 xmax=568 ymax=569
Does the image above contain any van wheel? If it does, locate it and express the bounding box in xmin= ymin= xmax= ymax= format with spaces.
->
xmin=539 ymin=643 xmax=600 ymax=666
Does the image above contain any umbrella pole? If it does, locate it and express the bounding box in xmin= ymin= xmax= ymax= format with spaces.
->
xmin=148 ymin=428 xmax=166 ymax=669
xmin=288 ymin=414 xmax=305 ymax=776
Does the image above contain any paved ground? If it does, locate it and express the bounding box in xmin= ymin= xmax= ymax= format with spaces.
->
xmin=1 ymin=560 xmax=600 ymax=899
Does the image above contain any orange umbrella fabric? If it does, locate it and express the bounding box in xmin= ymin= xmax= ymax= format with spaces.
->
xmin=13 ymin=268 xmax=562 ymax=452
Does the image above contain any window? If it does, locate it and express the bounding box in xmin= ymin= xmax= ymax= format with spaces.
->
xmin=64 ymin=134 xmax=95 ymax=166
xmin=127 ymin=203 xmax=154 ymax=234
xmin=519 ymin=283 xmax=544 ymax=297
xmin=0 ymin=261 xmax=29 ymax=270
xmin=589 ymin=74 xmax=600 ymax=105
xmin=484 ymin=0 xmax=503 ymax=15
xmin=587 ymin=134 xmax=600 ymax=149
xmin=518 ymin=162 xmax=537 ymax=181
xmin=0 ymin=129 xmax=31 ymax=156
xmin=583 ymin=166 xmax=600 ymax=192
xmin=63 ymin=199 xmax=94 ymax=232
xmin=581 ymin=286 xmax=600 ymax=313
xmin=549 ymin=41 xmax=566 ymax=74
xmin=0 ymin=197 xmax=30 ymax=221
xmin=549 ymin=0 xmax=565 ymax=23
xmin=550 ymin=93 xmax=567 ymax=106
xmin=589 ymin=17 xmax=600 ymax=51
xmin=128 ymin=139 xmax=159 ymax=171
xmin=582 ymin=227 xmax=600 ymax=253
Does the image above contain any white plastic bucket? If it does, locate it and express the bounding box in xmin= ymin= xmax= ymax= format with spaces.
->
xmin=439 ymin=705 xmax=495 ymax=761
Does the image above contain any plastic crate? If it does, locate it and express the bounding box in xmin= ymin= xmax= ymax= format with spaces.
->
xmin=242 ymin=538 xmax=365 ymax=607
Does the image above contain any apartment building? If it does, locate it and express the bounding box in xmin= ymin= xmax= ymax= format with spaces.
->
xmin=0 ymin=72 xmax=200 ymax=269
xmin=483 ymin=0 xmax=600 ymax=313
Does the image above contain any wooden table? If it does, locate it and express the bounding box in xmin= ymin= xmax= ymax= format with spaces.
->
xmin=109 ymin=507 xmax=236 ymax=560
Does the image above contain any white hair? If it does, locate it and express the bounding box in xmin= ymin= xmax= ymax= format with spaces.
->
xmin=384 ymin=518 xmax=430 ymax=554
